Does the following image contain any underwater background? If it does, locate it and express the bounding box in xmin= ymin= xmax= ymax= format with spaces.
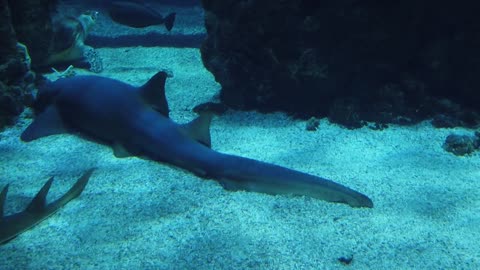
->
xmin=1 ymin=0 xmax=479 ymax=269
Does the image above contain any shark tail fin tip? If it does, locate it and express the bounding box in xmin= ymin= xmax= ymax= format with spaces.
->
xmin=66 ymin=168 xmax=94 ymax=198
xmin=54 ymin=168 xmax=95 ymax=207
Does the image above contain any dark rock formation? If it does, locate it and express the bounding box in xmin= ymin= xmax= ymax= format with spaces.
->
xmin=0 ymin=0 xmax=56 ymax=129
xmin=8 ymin=0 xmax=56 ymax=67
xmin=200 ymin=0 xmax=480 ymax=128
xmin=0 ymin=1 xmax=36 ymax=129
xmin=0 ymin=1 xmax=17 ymax=60
xmin=443 ymin=133 xmax=480 ymax=156
xmin=305 ymin=117 xmax=320 ymax=131
xmin=61 ymin=0 xmax=200 ymax=8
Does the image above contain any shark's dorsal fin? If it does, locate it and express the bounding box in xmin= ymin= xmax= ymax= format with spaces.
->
xmin=112 ymin=142 xmax=133 ymax=158
xmin=20 ymin=106 xmax=67 ymax=142
xmin=180 ymin=112 xmax=213 ymax=148
xmin=26 ymin=177 xmax=54 ymax=213
xmin=0 ymin=185 xmax=8 ymax=220
xmin=140 ymin=71 xmax=170 ymax=117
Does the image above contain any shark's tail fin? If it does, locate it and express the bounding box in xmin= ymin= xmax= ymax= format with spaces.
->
xmin=215 ymin=154 xmax=374 ymax=208
xmin=164 ymin=12 xmax=176 ymax=31
xmin=0 ymin=169 xmax=94 ymax=245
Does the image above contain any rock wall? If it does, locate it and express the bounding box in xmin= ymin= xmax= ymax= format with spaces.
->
xmin=8 ymin=0 xmax=56 ymax=67
xmin=0 ymin=0 xmax=55 ymax=129
xmin=61 ymin=0 xmax=199 ymax=8
xmin=200 ymin=0 xmax=480 ymax=128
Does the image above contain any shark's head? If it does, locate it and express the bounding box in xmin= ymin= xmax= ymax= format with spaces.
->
xmin=33 ymin=79 xmax=61 ymax=114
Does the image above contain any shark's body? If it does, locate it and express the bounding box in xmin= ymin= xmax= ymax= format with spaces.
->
xmin=22 ymin=72 xmax=373 ymax=208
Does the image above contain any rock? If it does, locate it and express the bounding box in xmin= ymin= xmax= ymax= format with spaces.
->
xmin=431 ymin=114 xmax=463 ymax=128
xmin=0 ymin=0 xmax=43 ymax=130
xmin=443 ymin=134 xmax=478 ymax=156
xmin=0 ymin=0 xmax=18 ymax=63
xmin=328 ymin=98 xmax=363 ymax=129
xmin=305 ymin=117 xmax=319 ymax=131
xmin=7 ymin=0 xmax=56 ymax=67
xmin=45 ymin=11 xmax=101 ymax=72
xmin=200 ymin=0 xmax=480 ymax=128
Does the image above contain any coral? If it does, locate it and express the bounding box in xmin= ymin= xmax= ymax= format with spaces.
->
xmin=84 ymin=46 xmax=103 ymax=73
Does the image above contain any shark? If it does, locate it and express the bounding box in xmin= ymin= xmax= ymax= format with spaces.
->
xmin=0 ymin=169 xmax=94 ymax=245
xmin=21 ymin=71 xmax=373 ymax=208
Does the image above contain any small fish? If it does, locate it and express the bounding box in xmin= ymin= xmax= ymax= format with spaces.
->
xmin=107 ymin=1 xmax=176 ymax=31
xmin=0 ymin=169 xmax=94 ymax=245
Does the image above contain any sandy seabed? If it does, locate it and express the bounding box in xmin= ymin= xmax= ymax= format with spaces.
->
xmin=0 ymin=46 xmax=479 ymax=270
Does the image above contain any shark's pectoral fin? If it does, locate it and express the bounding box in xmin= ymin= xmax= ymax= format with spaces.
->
xmin=219 ymin=178 xmax=243 ymax=191
xmin=180 ymin=112 xmax=213 ymax=148
xmin=21 ymin=106 xmax=67 ymax=142
xmin=140 ymin=71 xmax=170 ymax=117
xmin=112 ymin=142 xmax=134 ymax=158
